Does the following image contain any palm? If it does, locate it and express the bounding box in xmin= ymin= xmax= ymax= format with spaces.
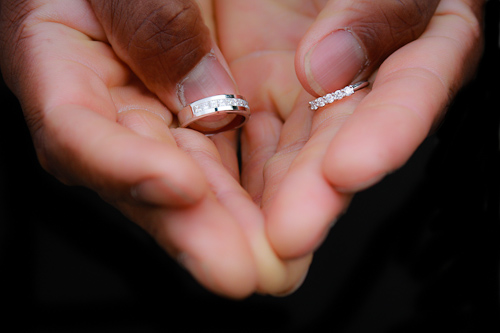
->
xmin=214 ymin=0 xmax=355 ymax=258
xmin=0 ymin=0 xmax=296 ymax=297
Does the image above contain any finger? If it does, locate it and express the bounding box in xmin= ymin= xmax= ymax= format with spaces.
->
xmin=88 ymin=0 xmax=241 ymax=133
xmin=295 ymin=0 xmax=440 ymax=96
xmin=241 ymin=110 xmax=282 ymax=204
xmin=120 ymin=190 xmax=258 ymax=299
xmin=91 ymin=59 xmax=257 ymax=298
xmin=210 ymin=131 xmax=240 ymax=183
xmin=232 ymin=51 xmax=302 ymax=204
xmin=263 ymin=91 xmax=362 ymax=259
xmin=322 ymin=0 xmax=484 ymax=192
xmin=174 ymin=128 xmax=312 ymax=296
xmin=42 ymin=104 xmax=208 ymax=207
xmin=112 ymin=78 xmax=175 ymax=143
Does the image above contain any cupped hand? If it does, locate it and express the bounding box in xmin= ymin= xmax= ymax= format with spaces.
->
xmin=0 ymin=0 xmax=310 ymax=298
xmin=220 ymin=0 xmax=484 ymax=262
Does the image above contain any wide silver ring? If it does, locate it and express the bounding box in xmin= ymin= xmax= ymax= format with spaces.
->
xmin=309 ymin=81 xmax=369 ymax=111
xmin=178 ymin=94 xmax=250 ymax=134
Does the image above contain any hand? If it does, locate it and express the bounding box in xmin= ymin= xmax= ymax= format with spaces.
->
xmin=0 ymin=0 xmax=484 ymax=298
xmin=0 ymin=0 xmax=311 ymax=298
xmin=219 ymin=0 xmax=484 ymax=262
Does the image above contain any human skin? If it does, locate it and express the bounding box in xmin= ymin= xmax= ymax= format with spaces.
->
xmin=223 ymin=0 xmax=484 ymax=260
xmin=0 ymin=0 xmax=485 ymax=298
xmin=0 ymin=0 xmax=308 ymax=298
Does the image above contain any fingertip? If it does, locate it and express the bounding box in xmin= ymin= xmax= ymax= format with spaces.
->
xmin=175 ymin=46 xmax=247 ymax=134
xmin=178 ymin=251 xmax=256 ymax=299
xmin=266 ymin=168 xmax=347 ymax=260
xmin=297 ymin=29 xmax=366 ymax=97
xmin=321 ymin=100 xmax=428 ymax=193
xmin=43 ymin=103 xmax=210 ymax=208
xmin=118 ymin=132 xmax=209 ymax=207
xmin=322 ymin=140 xmax=389 ymax=193
xmin=154 ymin=197 xmax=258 ymax=299
xmin=259 ymin=255 xmax=312 ymax=297
xmin=269 ymin=264 xmax=309 ymax=297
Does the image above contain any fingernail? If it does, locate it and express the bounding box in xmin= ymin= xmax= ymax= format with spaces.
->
xmin=271 ymin=268 xmax=309 ymax=297
xmin=305 ymin=30 xmax=366 ymax=96
xmin=176 ymin=47 xmax=237 ymax=107
xmin=131 ymin=178 xmax=197 ymax=206
xmin=176 ymin=46 xmax=239 ymax=131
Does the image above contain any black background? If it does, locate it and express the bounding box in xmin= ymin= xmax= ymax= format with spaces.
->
xmin=1 ymin=2 xmax=499 ymax=332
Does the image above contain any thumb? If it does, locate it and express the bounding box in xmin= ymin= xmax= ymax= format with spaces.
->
xmin=89 ymin=0 xmax=246 ymax=134
xmin=296 ymin=0 xmax=440 ymax=96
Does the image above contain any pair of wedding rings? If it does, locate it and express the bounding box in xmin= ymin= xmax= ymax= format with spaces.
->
xmin=180 ymin=81 xmax=368 ymax=134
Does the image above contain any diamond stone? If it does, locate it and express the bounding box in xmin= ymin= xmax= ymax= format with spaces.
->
xmin=317 ymin=97 xmax=326 ymax=107
xmin=192 ymin=96 xmax=249 ymax=116
xmin=343 ymin=86 xmax=354 ymax=96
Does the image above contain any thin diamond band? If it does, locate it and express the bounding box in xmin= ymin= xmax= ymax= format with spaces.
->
xmin=309 ymin=81 xmax=369 ymax=111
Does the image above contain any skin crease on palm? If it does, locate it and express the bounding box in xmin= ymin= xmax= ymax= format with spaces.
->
xmin=0 ymin=0 xmax=483 ymax=298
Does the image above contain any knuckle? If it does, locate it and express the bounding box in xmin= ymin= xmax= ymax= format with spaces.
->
xmin=353 ymin=0 xmax=438 ymax=42
xmin=128 ymin=2 xmax=205 ymax=53
xmin=381 ymin=0 xmax=435 ymax=37
xmin=350 ymin=0 xmax=439 ymax=62
xmin=106 ymin=0 xmax=211 ymax=87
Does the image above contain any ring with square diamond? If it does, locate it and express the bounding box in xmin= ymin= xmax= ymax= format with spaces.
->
xmin=178 ymin=94 xmax=250 ymax=134
xmin=309 ymin=81 xmax=369 ymax=111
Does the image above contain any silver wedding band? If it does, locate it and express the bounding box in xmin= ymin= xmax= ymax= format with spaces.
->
xmin=309 ymin=81 xmax=369 ymax=111
xmin=178 ymin=94 xmax=250 ymax=134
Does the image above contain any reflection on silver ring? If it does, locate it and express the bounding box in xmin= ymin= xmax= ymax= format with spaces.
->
xmin=178 ymin=94 xmax=251 ymax=134
xmin=309 ymin=81 xmax=369 ymax=111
